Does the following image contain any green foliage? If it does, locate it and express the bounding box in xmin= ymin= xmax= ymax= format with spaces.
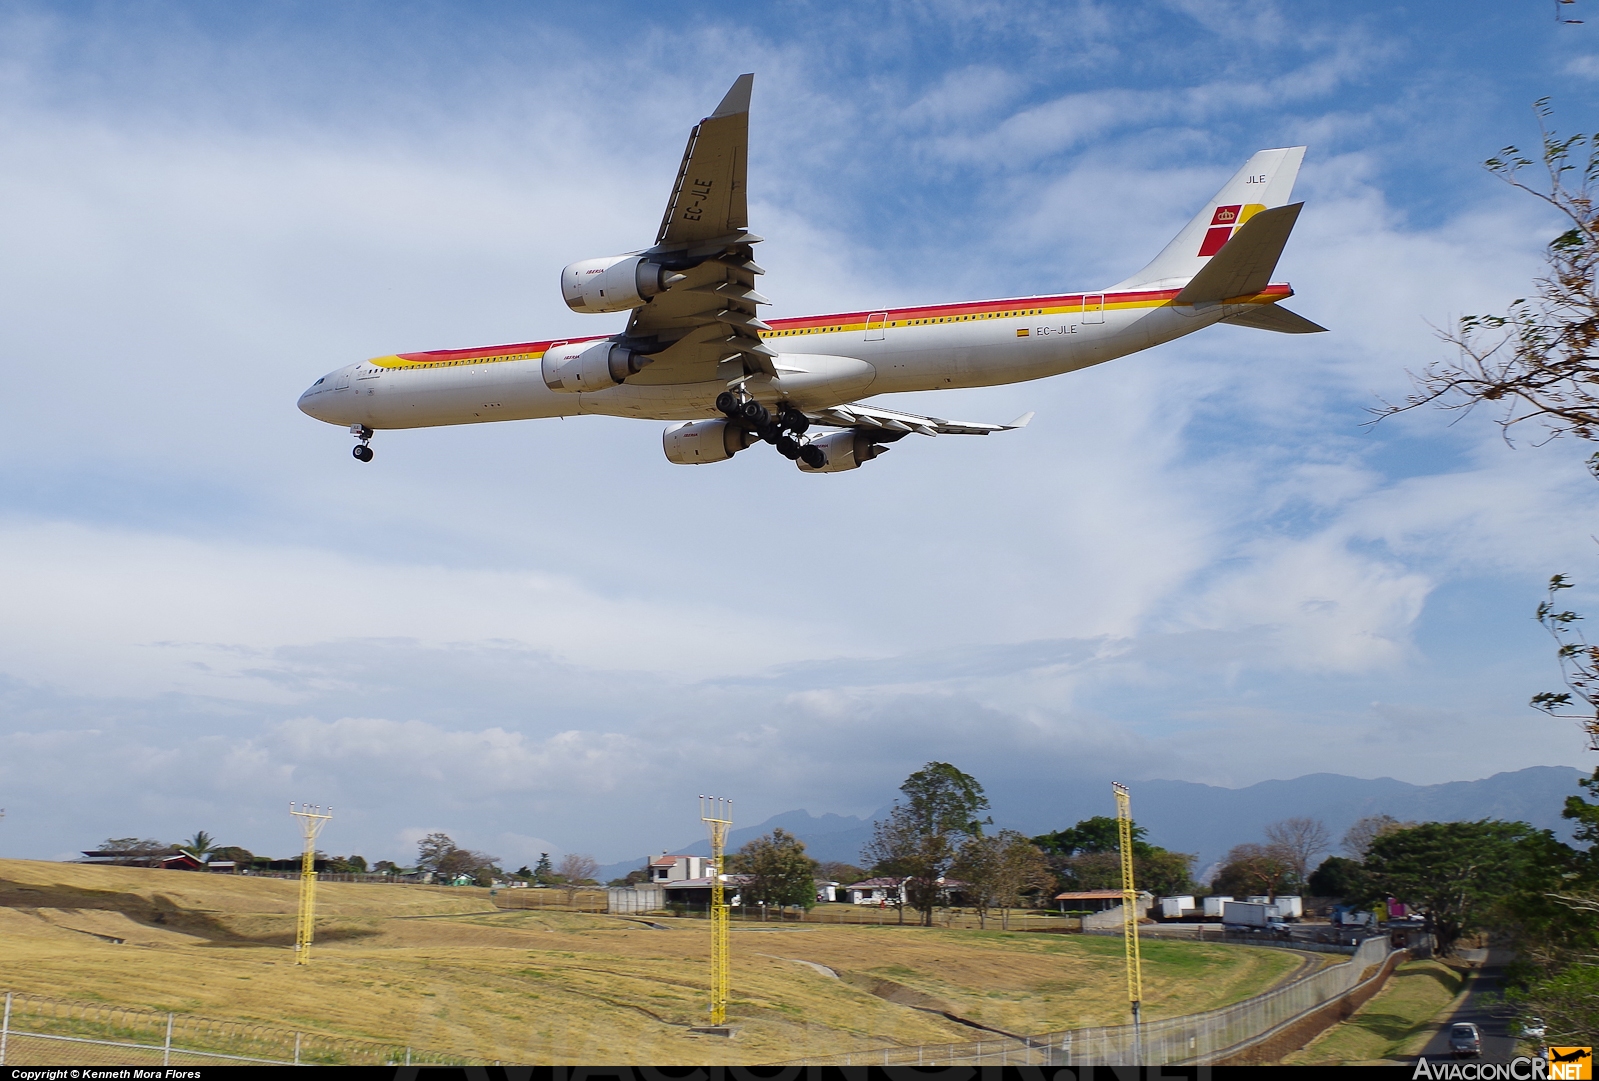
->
xmin=1033 ymin=816 xmax=1147 ymax=857
xmin=182 ymin=831 xmax=217 ymax=859
xmin=731 ymin=828 xmax=819 ymax=909
xmin=951 ymin=829 xmax=1054 ymax=927
xmin=1306 ymin=856 xmax=1371 ymax=901
xmin=533 ymin=853 xmax=555 ymax=885
xmin=1032 ymin=817 xmax=1193 ymax=896
xmin=862 ymin=761 xmax=990 ymax=926
xmin=1213 ymin=843 xmax=1297 ymax=900
xmin=1365 ymin=819 xmax=1556 ymax=955
xmin=1565 ymin=765 xmax=1599 ymax=858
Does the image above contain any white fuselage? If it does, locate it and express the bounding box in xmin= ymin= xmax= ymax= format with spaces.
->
xmin=297 ymin=287 xmax=1259 ymax=431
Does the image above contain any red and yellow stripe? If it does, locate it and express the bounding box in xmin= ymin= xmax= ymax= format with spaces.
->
xmin=365 ymin=284 xmax=1293 ymax=368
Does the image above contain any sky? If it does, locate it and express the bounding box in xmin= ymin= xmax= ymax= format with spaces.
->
xmin=2 ymin=0 xmax=1599 ymax=870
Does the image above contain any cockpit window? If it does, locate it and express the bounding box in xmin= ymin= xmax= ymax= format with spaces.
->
xmin=314 ymin=377 xmax=324 ymax=385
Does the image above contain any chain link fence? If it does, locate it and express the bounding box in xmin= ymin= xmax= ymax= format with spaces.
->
xmin=782 ymin=935 xmax=1397 ymax=1066
xmin=0 ymin=992 xmax=487 ymax=1067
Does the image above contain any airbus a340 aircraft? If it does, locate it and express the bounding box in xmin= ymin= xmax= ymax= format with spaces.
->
xmin=298 ymin=74 xmax=1323 ymax=472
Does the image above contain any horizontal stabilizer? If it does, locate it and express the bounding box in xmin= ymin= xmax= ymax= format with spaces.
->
xmin=1220 ymin=304 xmax=1327 ymax=334
xmin=1175 ymin=203 xmax=1303 ymax=305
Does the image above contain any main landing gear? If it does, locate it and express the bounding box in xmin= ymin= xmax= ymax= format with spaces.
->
xmin=351 ymin=424 xmax=374 ymax=462
xmin=715 ymin=392 xmax=825 ymax=468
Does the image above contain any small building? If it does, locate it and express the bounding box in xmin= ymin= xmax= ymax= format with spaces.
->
xmin=648 ymin=854 xmax=712 ymax=883
xmin=844 ymin=878 xmax=902 ymax=905
xmin=1055 ymin=889 xmax=1153 ymax=914
xmin=814 ymin=879 xmax=840 ymax=904
xmin=661 ymin=875 xmax=750 ymax=910
xmin=206 ymin=860 xmax=239 ymax=874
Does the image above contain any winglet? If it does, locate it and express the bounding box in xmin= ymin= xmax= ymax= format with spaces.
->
xmin=710 ymin=74 xmax=754 ymax=119
xmin=1007 ymin=411 xmax=1035 ymax=429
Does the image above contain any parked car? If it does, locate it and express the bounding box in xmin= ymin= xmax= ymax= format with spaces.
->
xmin=1516 ymin=1017 xmax=1546 ymax=1040
xmin=1449 ymin=1023 xmax=1482 ymax=1058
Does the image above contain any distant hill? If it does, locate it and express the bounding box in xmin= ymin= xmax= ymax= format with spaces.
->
xmin=598 ymin=765 xmax=1588 ymax=884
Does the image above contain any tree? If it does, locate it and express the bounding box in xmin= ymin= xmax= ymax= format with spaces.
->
xmin=533 ymin=853 xmax=555 ymax=885
xmin=1341 ymin=814 xmax=1413 ymax=859
xmin=1033 ymin=816 xmax=1143 ymax=856
xmin=373 ymin=860 xmax=400 ymax=875
xmin=96 ymin=838 xmax=173 ymax=864
xmin=731 ymin=828 xmax=819 ymax=911
xmin=209 ymin=846 xmax=254 ymax=865
xmin=557 ymin=853 xmax=600 ymax=885
xmin=817 ymin=861 xmax=867 ymax=885
xmin=1379 ymin=101 xmax=1599 ymax=450
xmin=1306 ymin=856 xmax=1370 ymax=901
xmin=952 ymin=830 xmax=1053 ymax=929
xmin=436 ymin=846 xmax=501 ymax=884
xmin=1533 ymin=575 xmax=1599 ymax=751
xmin=1377 ymin=104 xmax=1599 ymax=749
xmin=1263 ymin=817 xmax=1331 ymax=884
xmin=1213 ymin=843 xmax=1296 ymax=900
xmin=1364 ymin=819 xmax=1551 ymax=955
xmin=862 ymin=762 xmax=990 ymax=927
xmin=1033 ymin=817 xmax=1194 ymax=897
xmin=181 ymin=831 xmax=217 ymax=860
xmin=416 ymin=832 xmax=456 ymax=872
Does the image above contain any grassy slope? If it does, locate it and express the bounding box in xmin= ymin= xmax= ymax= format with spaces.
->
xmin=1281 ymin=959 xmax=1465 ymax=1066
xmin=0 ymin=860 xmax=1300 ymax=1064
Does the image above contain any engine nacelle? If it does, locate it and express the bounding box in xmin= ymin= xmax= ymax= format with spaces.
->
xmin=663 ymin=420 xmax=755 ymax=465
xmin=560 ymin=255 xmax=677 ymax=313
xmin=797 ymin=430 xmax=888 ymax=473
xmin=541 ymin=340 xmax=651 ymax=392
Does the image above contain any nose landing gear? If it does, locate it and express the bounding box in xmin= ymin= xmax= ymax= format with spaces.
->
xmin=351 ymin=424 xmax=374 ymax=462
xmin=716 ymin=393 xmax=819 ymax=464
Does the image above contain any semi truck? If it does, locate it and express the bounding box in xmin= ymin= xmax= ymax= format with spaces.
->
xmin=1160 ymin=895 xmax=1196 ymax=919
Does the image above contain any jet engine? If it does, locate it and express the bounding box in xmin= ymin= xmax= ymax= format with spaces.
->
xmin=663 ymin=420 xmax=756 ymax=464
xmin=796 ymin=429 xmax=890 ymax=473
xmin=560 ymin=255 xmax=682 ymax=313
xmin=541 ymin=340 xmax=651 ymax=392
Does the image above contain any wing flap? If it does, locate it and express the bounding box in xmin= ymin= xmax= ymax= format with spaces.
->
xmin=806 ymin=402 xmax=1034 ymax=436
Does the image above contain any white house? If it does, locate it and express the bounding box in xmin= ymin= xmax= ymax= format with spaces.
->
xmin=648 ymin=853 xmax=712 ymax=883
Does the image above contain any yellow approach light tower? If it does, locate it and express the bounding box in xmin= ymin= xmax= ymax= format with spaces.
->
xmin=289 ymin=803 xmax=332 ymax=965
xmin=1113 ymin=782 xmax=1144 ymax=1046
xmin=699 ymin=795 xmax=733 ymax=1028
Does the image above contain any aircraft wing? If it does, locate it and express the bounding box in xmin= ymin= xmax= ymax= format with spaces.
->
xmin=619 ymin=74 xmax=778 ymax=385
xmin=805 ymin=403 xmax=1035 ymax=437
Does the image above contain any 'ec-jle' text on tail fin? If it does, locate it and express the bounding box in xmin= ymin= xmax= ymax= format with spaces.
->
xmin=1112 ymin=146 xmax=1306 ymax=290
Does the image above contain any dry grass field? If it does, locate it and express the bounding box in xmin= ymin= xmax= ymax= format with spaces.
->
xmin=0 ymin=859 xmax=1301 ymax=1064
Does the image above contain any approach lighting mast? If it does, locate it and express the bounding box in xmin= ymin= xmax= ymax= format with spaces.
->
xmin=1114 ymin=782 xmax=1144 ymax=1053
xmin=699 ymin=795 xmax=733 ymax=1027
xmin=289 ymin=803 xmax=332 ymax=966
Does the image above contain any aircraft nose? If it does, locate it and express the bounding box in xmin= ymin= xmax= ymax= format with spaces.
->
xmin=297 ymin=374 xmax=334 ymax=420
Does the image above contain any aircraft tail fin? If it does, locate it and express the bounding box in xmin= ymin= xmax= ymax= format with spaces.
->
xmin=1112 ymin=146 xmax=1306 ymax=290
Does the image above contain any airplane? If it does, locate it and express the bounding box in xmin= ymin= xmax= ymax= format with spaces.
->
xmin=298 ymin=74 xmax=1324 ymax=473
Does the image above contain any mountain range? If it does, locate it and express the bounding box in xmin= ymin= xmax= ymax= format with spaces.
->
xmin=597 ymin=765 xmax=1589 ymax=884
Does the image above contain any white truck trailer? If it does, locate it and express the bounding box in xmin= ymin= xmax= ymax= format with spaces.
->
xmin=1160 ymin=895 xmax=1196 ymax=919
xmin=1203 ymin=895 xmax=1233 ymax=918
xmin=1223 ymin=900 xmax=1288 ymax=932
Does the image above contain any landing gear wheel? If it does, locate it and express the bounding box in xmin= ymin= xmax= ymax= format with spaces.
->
xmin=781 ymin=409 xmax=809 ymax=435
xmin=740 ymin=400 xmax=769 ymax=425
xmin=799 ymin=444 xmax=826 ymax=469
xmin=776 ymin=435 xmax=800 ymax=459
xmin=715 ymin=391 xmax=739 ymax=416
xmin=353 ymin=445 xmax=374 ymax=462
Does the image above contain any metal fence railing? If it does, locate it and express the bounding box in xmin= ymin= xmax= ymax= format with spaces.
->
xmin=780 ymin=935 xmax=1397 ymax=1066
xmin=0 ymin=992 xmax=487 ymax=1067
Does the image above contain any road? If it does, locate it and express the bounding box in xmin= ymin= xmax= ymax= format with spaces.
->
xmin=1415 ymin=948 xmax=1519 ymax=1063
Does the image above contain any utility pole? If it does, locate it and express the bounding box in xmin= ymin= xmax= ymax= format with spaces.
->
xmin=1114 ymin=782 xmax=1144 ymax=1061
xmin=698 ymin=795 xmax=732 ymax=1030
xmin=288 ymin=804 xmax=332 ymax=965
